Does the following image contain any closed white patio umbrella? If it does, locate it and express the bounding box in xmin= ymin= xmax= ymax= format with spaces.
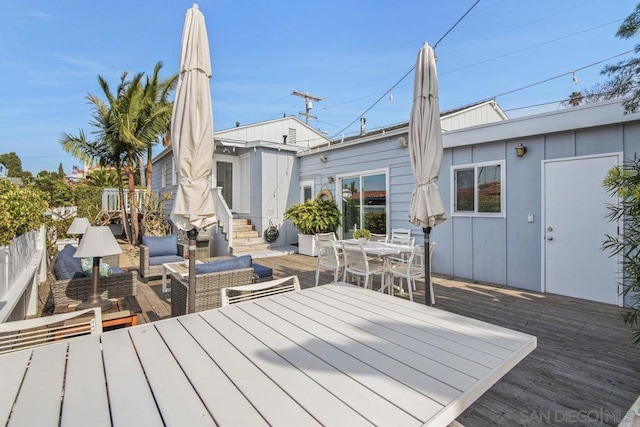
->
xmin=171 ymin=3 xmax=217 ymax=313
xmin=408 ymin=43 xmax=447 ymax=306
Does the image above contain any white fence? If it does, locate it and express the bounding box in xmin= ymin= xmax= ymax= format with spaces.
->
xmin=102 ymin=188 xmax=149 ymax=213
xmin=0 ymin=226 xmax=46 ymax=322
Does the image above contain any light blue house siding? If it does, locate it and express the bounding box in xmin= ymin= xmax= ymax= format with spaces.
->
xmin=298 ymin=100 xmax=640 ymax=304
xmin=296 ymin=129 xmax=416 ymax=243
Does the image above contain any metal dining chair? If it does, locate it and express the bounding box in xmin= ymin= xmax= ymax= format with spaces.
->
xmin=341 ymin=241 xmax=385 ymax=290
xmin=389 ymin=234 xmax=415 ymax=246
xmin=369 ymin=233 xmax=388 ymax=242
xmin=385 ymin=245 xmax=422 ymax=302
xmin=391 ymin=228 xmax=412 ymax=240
xmin=386 ymin=244 xmax=436 ymax=303
xmin=315 ymin=235 xmax=343 ymax=286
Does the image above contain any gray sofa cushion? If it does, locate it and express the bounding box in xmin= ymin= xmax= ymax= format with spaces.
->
xmin=53 ymin=247 xmax=85 ymax=280
xmin=142 ymin=234 xmax=178 ymax=257
xmin=252 ymin=263 xmax=273 ymax=279
xmin=195 ymin=255 xmax=252 ymax=274
xmin=148 ymin=254 xmax=184 ymax=266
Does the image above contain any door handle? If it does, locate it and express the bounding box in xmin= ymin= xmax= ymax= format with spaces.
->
xmin=547 ymin=236 xmax=553 ymax=241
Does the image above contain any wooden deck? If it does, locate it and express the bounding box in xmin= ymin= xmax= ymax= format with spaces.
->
xmin=128 ymin=254 xmax=639 ymax=426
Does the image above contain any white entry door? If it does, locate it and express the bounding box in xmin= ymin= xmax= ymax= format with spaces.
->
xmin=543 ymin=154 xmax=620 ymax=305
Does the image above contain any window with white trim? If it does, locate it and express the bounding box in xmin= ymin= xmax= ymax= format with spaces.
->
xmin=452 ymin=161 xmax=504 ymax=216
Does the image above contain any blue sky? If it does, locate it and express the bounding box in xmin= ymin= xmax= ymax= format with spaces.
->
xmin=0 ymin=0 xmax=637 ymax=174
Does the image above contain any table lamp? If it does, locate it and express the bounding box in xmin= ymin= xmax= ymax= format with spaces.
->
xmin=73 ymin=226 xmax=122 ymax=310
xmin=67 ymin=217 xmax=91 ymax=242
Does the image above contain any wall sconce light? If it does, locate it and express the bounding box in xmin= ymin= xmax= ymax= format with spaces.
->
xmin=398 ymin=137 xmax=408 ymax=148
xmin=515 ymin=143 xmax=527 ymax=158
xmin=327 ymin=176 xmax=335 ymax=184
xmin=319 ymin=155 xmax=328 ymax=163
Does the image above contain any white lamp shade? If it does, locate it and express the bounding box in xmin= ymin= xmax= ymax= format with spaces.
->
xmin=67 ymin=217 xmax=91 ymax=235
xmin=74 ymin=226 xmax=123 ymax=258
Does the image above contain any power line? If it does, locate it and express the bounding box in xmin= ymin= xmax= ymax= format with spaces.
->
xmin=330 ymin=0 xmax=482 ymax=139
xmin=441 ymin=18 xmax=623 ymax=76
xmin=491 ymin=49 xmax=634 ymax=99
xmin=434 ymin=0 xmax=481 ymax=49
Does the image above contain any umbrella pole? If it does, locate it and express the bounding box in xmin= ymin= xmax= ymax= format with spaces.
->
xmin=187 ymin=228 xmax=198 ymax=313
xmin=423 ymin=227 xmax=433 ymax=306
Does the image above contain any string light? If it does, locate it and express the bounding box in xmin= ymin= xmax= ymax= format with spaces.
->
xmin=572 ymin=71 xmax=578 ymax=85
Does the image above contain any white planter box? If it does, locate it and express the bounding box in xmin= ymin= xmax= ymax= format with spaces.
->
xmin=298 ymin=234 xmax=318 ymax=257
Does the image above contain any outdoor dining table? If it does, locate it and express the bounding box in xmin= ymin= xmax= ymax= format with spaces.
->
xmin=336 ymin=239 xmax=415 ymax=293
xmin=0 ymin=282 xmax=536 ymax=426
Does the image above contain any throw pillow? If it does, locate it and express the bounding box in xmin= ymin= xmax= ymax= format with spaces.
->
xmin=142 ymin=234 xmax=178 ymax=257
xmin=81 ymin=258 xmax=113 ymax=277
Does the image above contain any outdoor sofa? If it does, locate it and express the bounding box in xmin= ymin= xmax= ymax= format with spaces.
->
xmin=170 ymin=255 xmax=273 ymax=316
xmin=139 ymin=234 xmax=183 ymax=279
xmin=49 ymin=244 xmax=137 ymax=307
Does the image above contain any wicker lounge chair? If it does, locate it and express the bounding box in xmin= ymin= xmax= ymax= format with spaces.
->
xmin=139 ymin=234 xmax=183 ymax=279
xmin=49 ymin=251 xmax=137 ymax=307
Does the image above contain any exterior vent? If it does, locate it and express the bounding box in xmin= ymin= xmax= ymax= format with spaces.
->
xmin=288 ymin=128 xmax=297 ymax=145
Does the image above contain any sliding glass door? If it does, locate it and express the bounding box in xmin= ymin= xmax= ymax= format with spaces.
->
xmin=339 ymin=171 xmax=387 ymax=239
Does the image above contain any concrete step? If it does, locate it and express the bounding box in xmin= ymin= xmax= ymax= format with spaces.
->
xmin=232 ymin=219 xmax=250 ymax=226
xmin=232 ymin=243 xmax=271 ymax=254
xmin=234 ymin=237 xmax=265 ymax=246
xmin=233 ymin=230 xmax=258 ymax=238
xmin=233 ymin=224 xmax=254 ymax=232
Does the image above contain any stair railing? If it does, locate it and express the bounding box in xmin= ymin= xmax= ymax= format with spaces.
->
xmin=212 ymin=187 xmax=233 ymax=249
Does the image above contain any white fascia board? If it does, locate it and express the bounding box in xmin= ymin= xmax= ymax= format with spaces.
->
xmin=443 ymin=99 xmax=639 ymax=149
xmin=297 ymin=125 xmax=409 ymax=157
xmin=247 ymin=140 xmax=301 ymax=152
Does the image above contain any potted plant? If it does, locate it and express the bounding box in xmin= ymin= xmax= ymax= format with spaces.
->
xmin=353 ymin=228 xmax=371 ymax=243
xmin=284 ymin=198 xmax=341 ymax=256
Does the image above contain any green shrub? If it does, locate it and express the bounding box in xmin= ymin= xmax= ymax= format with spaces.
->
xmin=603 ymin=158 xmax=640 ymax=344
xmin=284 ymin=199 xmax=341 ymax=235
xmin=364 ymin=212 xmax=386 ymax=234
xmin=353 ymin=229 xmax=371 ymax=239
xmin=73 ymin=184 xmax=103 ymax=220
xmin=0 ymin=180 xmax=49 ymax=245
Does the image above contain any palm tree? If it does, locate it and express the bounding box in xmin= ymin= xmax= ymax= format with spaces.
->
xmin=60 ymin=64 xmax=176 ymax=244
xmin=140 ymin=62 xmax=177 ymax=195
xmin=86 ymin=167 xmax=120 ymax=188
xmin=563 ymin=91 xmax=584 ymax=107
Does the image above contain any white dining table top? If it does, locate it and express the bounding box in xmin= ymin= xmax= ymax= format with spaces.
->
xmin=0 ymin=282 xmax=536 ymax=427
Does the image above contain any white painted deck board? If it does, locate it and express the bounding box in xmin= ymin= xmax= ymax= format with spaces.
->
xmin=284 ymin=291 xmax=484 ymax=388
xmin=101 ymin=329 xmax=163 ymax=427
xmin=9 ymin=343 xmax=67 ymax=427
xmin=61 ymin=335 xmax=110 ymax=427
xmin=222 ymin=303 xmax=396 ymax=427
xmin=330 ymin=283 xmax=531 ymax=350
xmin=156 ymin=318 xmax=268 ymax=427
xmin=239 ymin=296 xmax=439 ymax=422
xmin=217 ymin=303 xmax=416 ymax=427
xmin=182 ymin=312 xmax=321 ymax=427
xmin=0 ymin=350 xmax=30 ymax=425
xmin=307 ymin=286 xmax=502 ymax=367
xmin=315 ymin=285 xmax=513 ymax=361
xmin=128 ymin=324 xmax=215 ymax=427
xmin=255 ymin=296 xmax=463 ymax=407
